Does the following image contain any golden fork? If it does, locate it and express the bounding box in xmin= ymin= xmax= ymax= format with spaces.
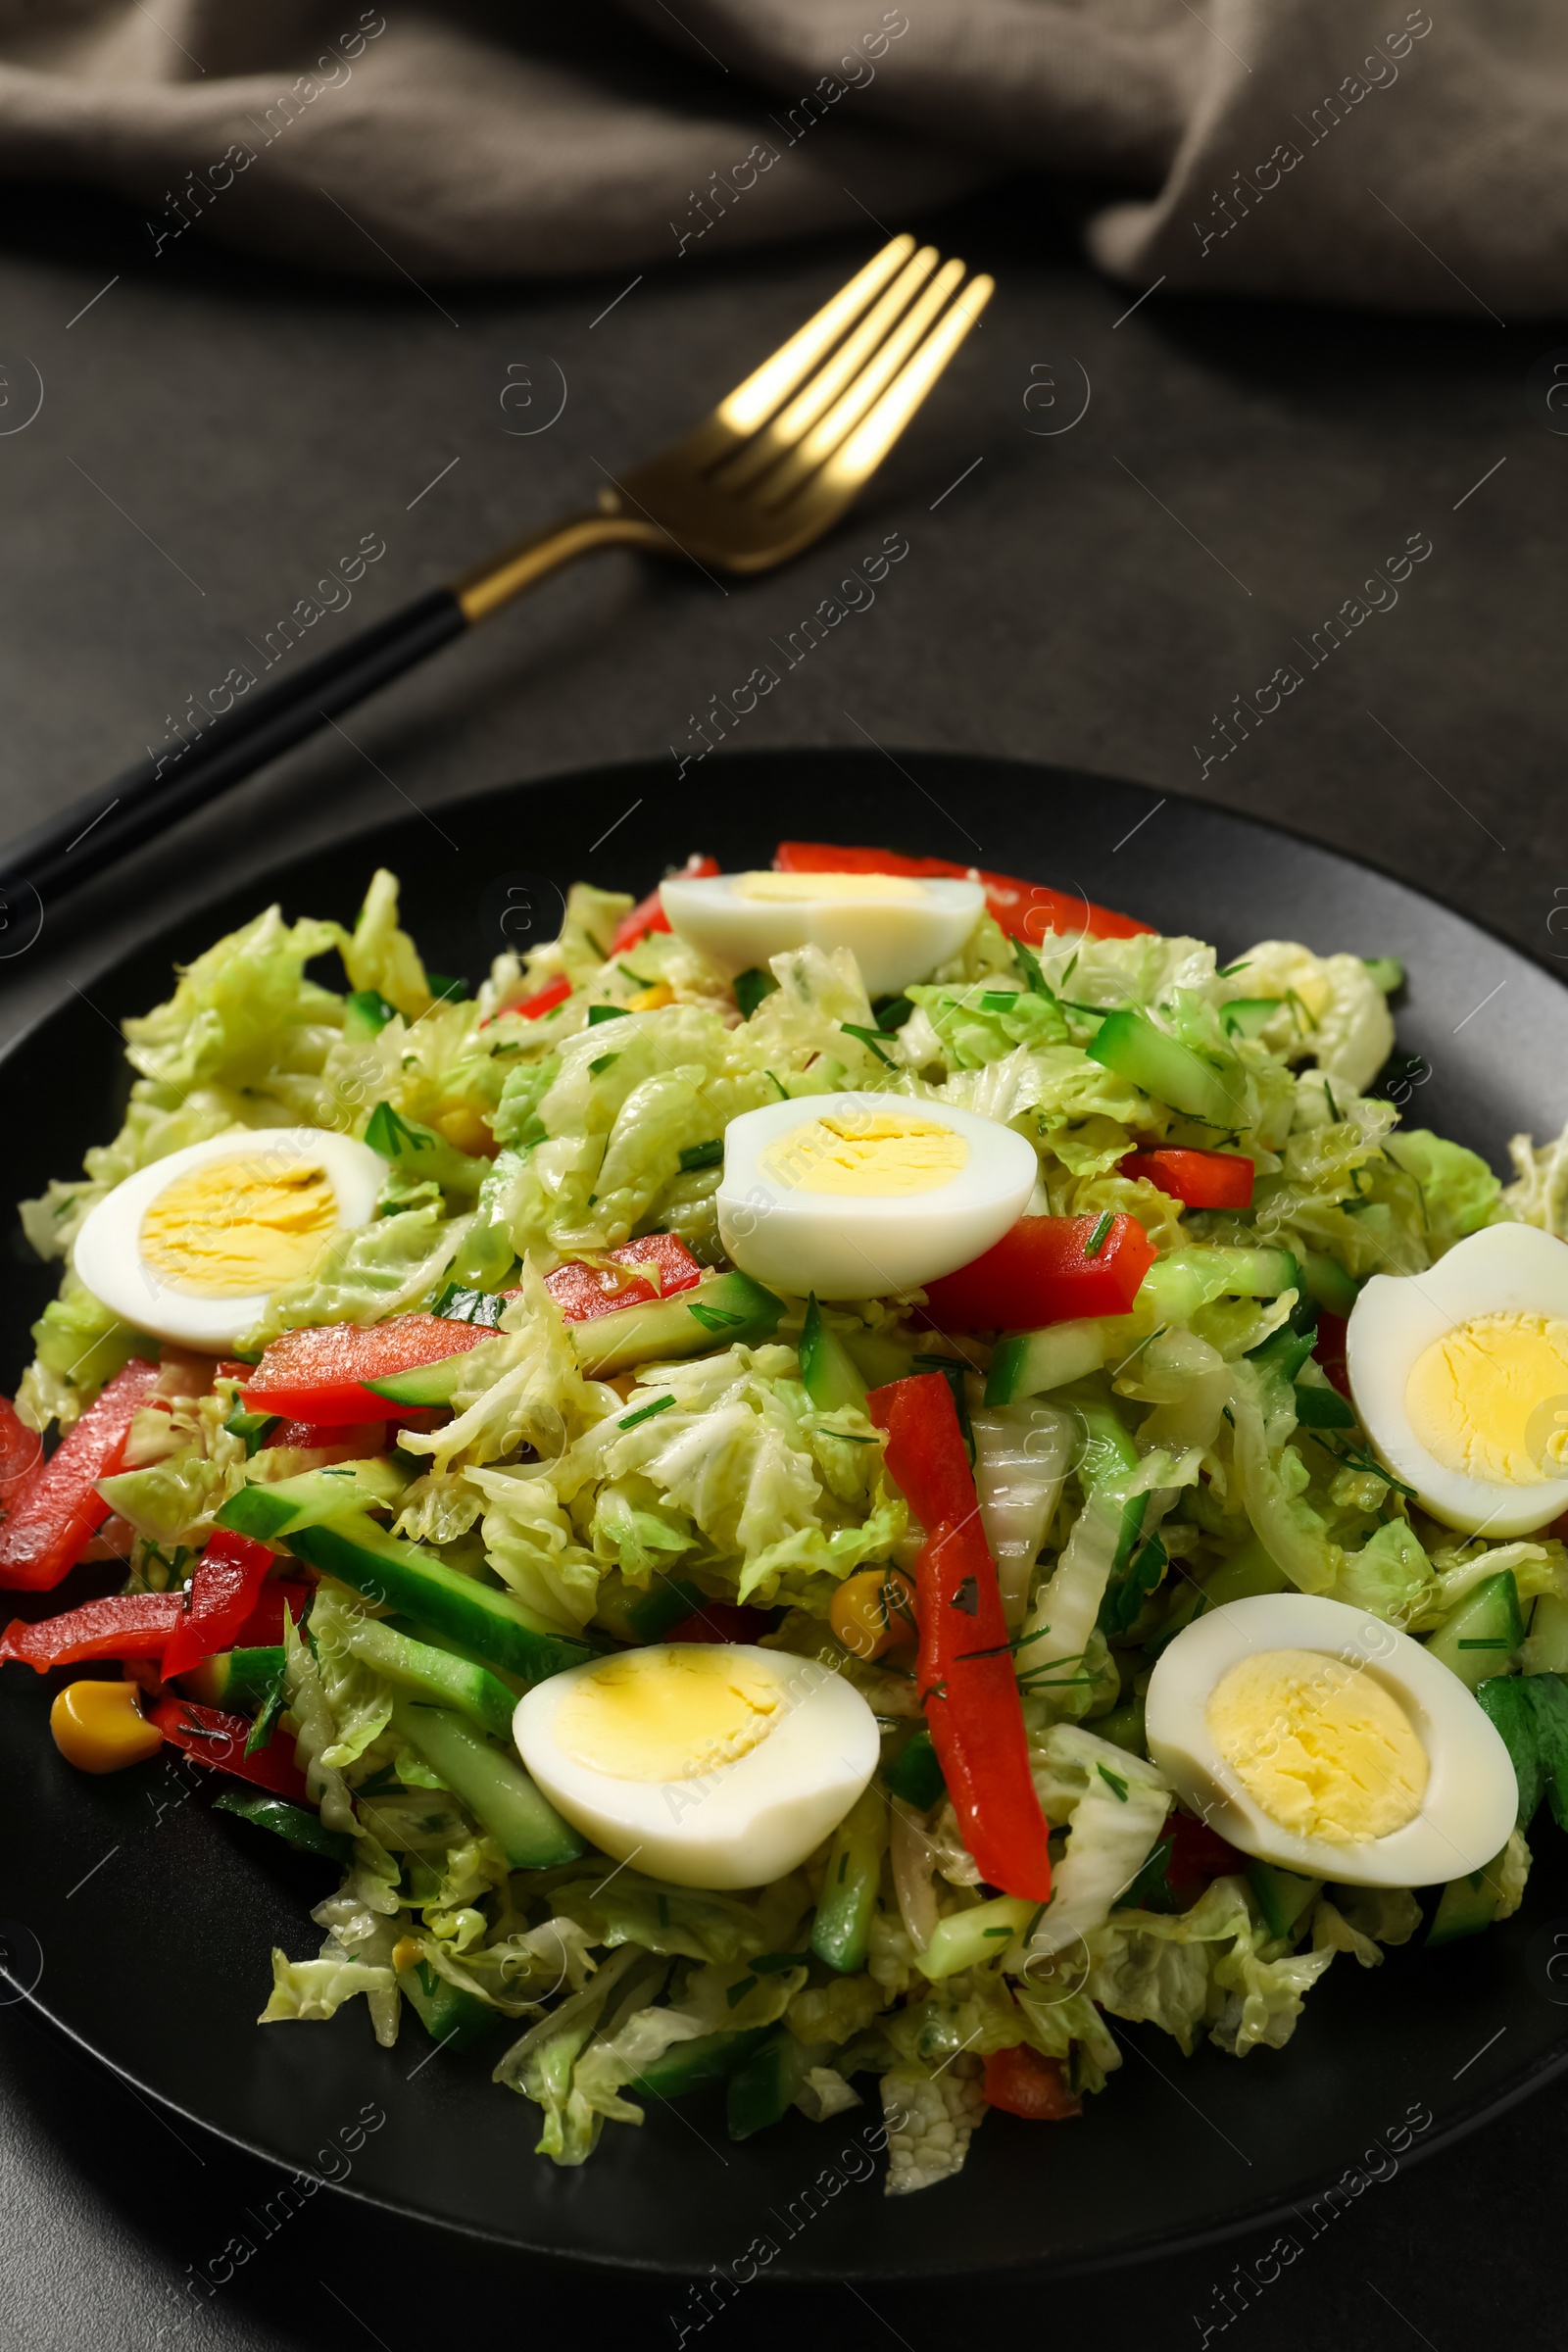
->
xmin=7 ymin=235 xmax=992 ymax=914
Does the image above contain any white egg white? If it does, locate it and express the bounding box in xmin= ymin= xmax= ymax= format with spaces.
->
xmin=1348 ymin=1222 xmax=1568 ymax=1536
xmin=659 ymin=871 xmax=984 ymax=999
xmin=72 ymin=1127 xmax=385 ymax=1352
xmin=1145 ymin=1592 xmax=1517 ymax=1887
xmin=714 ymin=1090 xmax=1038 ymax=1300
xmin=513 ymin=1644 xmax=879 ymax=1889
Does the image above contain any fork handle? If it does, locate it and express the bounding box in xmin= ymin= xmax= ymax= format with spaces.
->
xmin=0 ymin=507 xmax=655 ymax=915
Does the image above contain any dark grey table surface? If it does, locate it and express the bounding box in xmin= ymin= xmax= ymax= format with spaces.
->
xmin=0 ymin=177 xmax=1564 ymax=2350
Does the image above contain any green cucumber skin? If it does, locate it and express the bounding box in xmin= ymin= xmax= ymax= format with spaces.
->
xmin=633 ymin=2025 xmax=772 ymax=2099
xmin=799 ymin=1297 xmax=868 ymax=1413
xmin=1247 ymin=1860 xmax=1322 ymax=1941
xmin=1086 ymin=1007 xmax=1242 ymax=1127
xmin=389 ymin=1699 xmax=584 ymax=1869
xmin=284 ymin=1512 xmax=596 ymax=1687
xmin=726 ymin=2030 xmax=833 ymax=2140
xmin=809 ymin=1805 xmax=881 ymax=1975
xmin=1425 ymin=1864 xmax=1501 ymax=1946
xmin=984 ymin=1321 xmax=1103 ymax=1407
xmin=364 ymin=1352 xmax=476 ymax=1408
xmin=398 ymin=1958 xmax=503 ymax=2054
xmin=346 ymin=1618 xmax=516 ymax=1740
xmin=1426 ymin=1570 xmax=1525 ymax=1691
xmin=180 ymin=1644 xmax=285 ymax=1713
xmin=571 ymin=1271 xmax=784 ymax=1377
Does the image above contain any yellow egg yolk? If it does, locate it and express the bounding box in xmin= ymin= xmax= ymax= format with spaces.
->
xmin=761 ymin=1110 xmax=968 ymax=1196
xmin=1205 ymin=1648 xmax=1429 ymax=1844
xmin=552 ymin=1646 xmax=789 ymax=1783
xmin=140 ymin=1155 xmax=340 ymax=1297
xmin=1405 ymin=1309 xmax=1568 ymax=1486
xmin=733 ymin=870 xmax=927 ymax=903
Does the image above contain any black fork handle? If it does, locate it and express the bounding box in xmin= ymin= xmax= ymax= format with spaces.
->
xmin=0 ymin=586 xmax=466 ymax=916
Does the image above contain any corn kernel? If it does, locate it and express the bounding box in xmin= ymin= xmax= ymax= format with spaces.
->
xmin=435 ymin=1106 xmax=496 ymax=1157
xmin=391 ymin=1936 xmax=422 ymax=1974
xmin=628 ymin=982 xmax=674 ymax=1012
xmin=829 ymin=1567 xmax=917 ymax=1661
xmin=50 ymin=1679 xmax=164 ymax=1774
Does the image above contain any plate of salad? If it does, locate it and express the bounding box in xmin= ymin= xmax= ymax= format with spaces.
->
xmin=3 ymin=748 xmax=1568 ymax=2281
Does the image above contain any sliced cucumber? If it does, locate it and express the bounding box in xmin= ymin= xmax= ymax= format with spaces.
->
xmin=1094 ymin=1697 xmax=1148 ymax=1758
xmin=1426 ymin=1854 xmax=1505 ymax=1946
xmin=397 ymin=1956 xmax=504 ymax=2054
xmin=808 ymin=1788 xmax=885 ymax=1975
xmin=1426 ymin=1570 xmax=1525 ymax=1691
xmin=216 ymin=1457 xmax=405 ymax=1544
xmin=1139 ymin=1247 xmax=1298 ymax=1327
xmin=179 ymin=1643 xmax=285 ymax=1714
xmin=346 ymin=1617 xmax=516 ymax=1741
xmin=919 ymin=1894 xmax=1037 ymax=1981
xmin=1086 ymin=1007 xmax=1245 ymax=1127
xmin=1298 ymin=1249 xmax=1361 ymax=1316
xmin=1248 ymin=1860 xmax=1322 ymax=1941
xmin=1521 ymin=1593 xmax=1568 ymax=1677
xmin=364 ymin=1348 xmax=489 ymax=1410
xmin=799 ymin=1296 xmax=868 ymax=1412
xmin=633 ymin=2024 xmax=772 ymax=2099
xmin=570 ymin=1271 xmax=784 ymax=1377
xmin=281 ymin=1508 xmax=597 ymax=1686
xmin=1476 ymin=1675 xmax=1543 ymax=1827
xmin=388 ymin=1698 xmax=583 ymax=1868
xmin=985 ymin=1319 xmax=1104 ymax=1406
xmin=727 ymin=2031 xmax=835 ymax=2140
xmin=1219 ymin=997 xmax=1283 ymax=1040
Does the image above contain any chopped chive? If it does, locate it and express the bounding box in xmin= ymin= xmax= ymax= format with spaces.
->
xmin=982 ymin=1925 xmax=1012 ymax=1938
xmin=1216 ymin=958 xmax=1251 ymax=980
xmin=618 ymin=1393 xmax=676 ymax=1432
xmin=365 ymin=1101 xmax=428 ymax=1156
xmin=763 ymin=1069 xmax=789 ymax=1101
xmin=1013 ymin=940 xmax=1054 ymax=1001
xmin=840 ymin=1021 xmax=896 ymax=1069
xmin=589 ymin=1053 xmax=620 ymax=1076
xmin=687 ymin=1300 xmax=746 ymax=1332
xmin=657 ymin=1894 xmax=669 ymax=1927
xmin=617 ymin=964 xmax=654 ymax=988
xmin=588 ymin=1004 xmax=630 ymax=1026
xmin=1097 ymin=1764 xmax=1130 ymax=1801
xmin=1083 ymin=1210 xmax=1115 ymax=1258
xmin=726 ymin=1974 xmax=759 ymax=2008
xmin=678 ymin=1140 xmax=723 ymax=1172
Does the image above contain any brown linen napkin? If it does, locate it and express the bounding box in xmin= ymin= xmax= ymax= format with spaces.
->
xmin=0 ymin=0 xmax=1556 ymax=316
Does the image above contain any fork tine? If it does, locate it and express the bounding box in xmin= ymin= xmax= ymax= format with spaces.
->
xmin=792 ymin=273 xmax=995 ymax=509
xmin=713 ymin=234 xmax=917 ymax=434
xmin=759 ymin=257 xmax=967 ymax=502
xmin=716 ymin=245 xmax=941 ymax=489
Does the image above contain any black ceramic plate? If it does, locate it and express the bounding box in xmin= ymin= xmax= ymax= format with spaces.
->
xmin=3 ymin=750 xmax=1566 ymax=2281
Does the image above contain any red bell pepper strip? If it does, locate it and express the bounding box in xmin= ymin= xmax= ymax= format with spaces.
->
xmin=150 ymin=1695 xmax=310 ymax=1801
xmin=495 ymin=972 xmax=573 ymax=1023
xmin=1118 ymin=1148 xmax=1254 ymax=1209
xmin=160 ymin=1530 xmax=279 ymax=1680
xmin=265 ymin=1417 xmax=389 ymax=1456
xmin=0 ymin=1396 xmax=41 ymax=1498
xmin=545 ymin=1234 xmax=704 ymax=1324
xmin=866 ymin=1371 xmax=977 ymax=1532
xmin=922 ymin=1214 xmax=1155 ymax=1332
xmin=233 ymin=1578 xmax=312 ymax=1647
xmin=0 ymin=1591 xmax=184 ymax=1672
xmin=241 ymin=1315 xmax=489 ymax=1425
xmin=663 ymin=1600 xmax=776 ymax=1645
xmin=869 ymin=1372 xmax=1053 ymax=1902
xmin=0 ymin=1358 xmax=162 ymax=1591
xmin=983 ymin=2045 xmax=1081 ymax=2120
xmin=612 ymin=852 xmax=718 ymax=956
xmin=773 ymin=842 xmax=1153 ymax=947
xmin=1314 ymin=1311 xmax=1351 ymax=1401
xmin=1160 ymin=1811 xmax=1246 ymax=1907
